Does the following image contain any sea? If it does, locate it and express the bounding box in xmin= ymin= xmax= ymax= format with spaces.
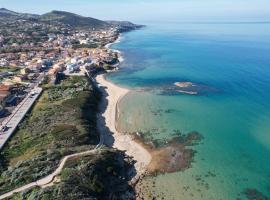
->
xmin=107 ymin=22 xmax=270 ymax=200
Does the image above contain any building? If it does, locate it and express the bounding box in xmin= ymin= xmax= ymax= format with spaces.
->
xmin=66 ymin=63 xmax=79 ymax=73
xmin=0 ymin=84 xmax=12 ymax=106
xmin=0 ymin=58 xmax=8 ymax=67
xmin=20 ymin=68 xmax=32 ymax=75
xmin=13 ymin=75 xmax=28 ymax=83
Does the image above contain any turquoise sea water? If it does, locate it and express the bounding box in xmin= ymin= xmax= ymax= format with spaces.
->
xmin=108 ymin=22 xmax=270 ymax=199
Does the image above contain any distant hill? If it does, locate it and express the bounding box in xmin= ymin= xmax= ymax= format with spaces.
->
xmin=107 ymin=20 xmax=138 ymax=27
xmin=0 ymin=8 xmax=141 ymax=30
xmin=40 ymin=10 xmax=109 ymax=29
xmin=0 ymin=8 xmax=17 ymax=14
xmin=0 ymin=8 xmax=39 ymax=19
xmin=107 ymin=20 xmax=144 ymax=31
xmin=0 ymin=8 xmax=19 ymax=17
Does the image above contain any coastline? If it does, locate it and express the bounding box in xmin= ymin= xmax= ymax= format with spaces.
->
xmin=95 ymin=33 xmax=203 ymax=199
xmin=105 ymin=34 xmax=122 ymax=49
xmin=97 ymin=33 xmax=152 ymax=179
xmin=105 ymin=34 xmax=124 ymax=63
xmin=96 ymin=74 xmax=152 ymax=177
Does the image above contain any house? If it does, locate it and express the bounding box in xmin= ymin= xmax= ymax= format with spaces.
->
xmin=27 ymin=73 xmax=39 ymax=80
xmin=70 ymin=57 xmax=79 ymax=64
xmin=13 ymin=75 xmax=28 ymax=83
xmin=48 ymin=33 xmax=57 ymax=42
xmin=28 ymin=63 xmax=42 ymax=72
xmin=66 ymin=63 xmax=79 ymax=73
xmin=48 ymin=67 xmax=63 ymax=75
xmin=0 ymin=84 xmax=12 ymax=106
xmin=9 ymin=60 xmax=19 ymax=67
xmin=0 ymin=84 xmax=12 ymax=92
xmin=0 ymin=58 xmax=8 ymax=67
xmin=20 ymin=68 xmax=32 ymax=75
xmin=42 ymin=59 xmax=53 ymax=68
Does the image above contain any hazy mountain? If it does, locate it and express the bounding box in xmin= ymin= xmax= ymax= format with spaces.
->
xmin=107 ymin=20 xmax=144 ymax=31
xmin=40 ymin=10 xmax=109 ymax=28
xmin=0 ymin=8 xmax=39 ymax=19
xmin=0 ymin=8 xmax=19 ymax=17
xmin=0 ymin=8 xmax=141 ymax=30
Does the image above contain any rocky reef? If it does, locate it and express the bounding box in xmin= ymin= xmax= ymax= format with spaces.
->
xmin=133 ymin=131 xmax=203 ymax=175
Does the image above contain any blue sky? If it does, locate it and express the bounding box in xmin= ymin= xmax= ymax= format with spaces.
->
xmin=0 ymin=0 xmax=270 ymax=23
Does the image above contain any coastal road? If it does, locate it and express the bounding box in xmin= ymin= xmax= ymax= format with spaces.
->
xmin=0 ymin=87 xmax=43 ymax=150
xmin=0 ymin=72 xmax=45 ymax=150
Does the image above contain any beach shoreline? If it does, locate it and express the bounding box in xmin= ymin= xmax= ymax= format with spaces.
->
xmin=96 ymin=34 xmax=152 ymax=179
xmin=95 ymin=73 xmax=152 ymax=178
xmin=105 ymin=35 xmax=124 ymax=63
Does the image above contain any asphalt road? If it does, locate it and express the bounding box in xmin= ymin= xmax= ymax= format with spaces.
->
xmin=0 ymin=87 xmax=43 ymax=150
xmin=0 ymin=72 xmax=45 ymax=150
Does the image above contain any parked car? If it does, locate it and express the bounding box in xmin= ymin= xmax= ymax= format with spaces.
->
xmin=1 ymin=125 xmax=8 ymax=132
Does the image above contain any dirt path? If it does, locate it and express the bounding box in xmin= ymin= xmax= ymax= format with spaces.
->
xmin=0 ymin=149 xmax=100 ymax=200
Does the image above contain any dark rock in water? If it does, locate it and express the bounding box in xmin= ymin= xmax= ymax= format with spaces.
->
xmin=132 ymin=131 xmax=203 ymax=175
xmin=243 ymin=188 xmax=269 ymax=200
xmin=158 ymin=81 xmax=219 ymax=96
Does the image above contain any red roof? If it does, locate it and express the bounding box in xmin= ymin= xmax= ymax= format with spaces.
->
xmin=0 ymin=84 xmax=11 ymax=91
xmin=0 ymin=91 xmax=10 ymax=101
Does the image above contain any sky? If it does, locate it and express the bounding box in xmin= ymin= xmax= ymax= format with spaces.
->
xmin=0 ymin=0 xmax=270 ymax=23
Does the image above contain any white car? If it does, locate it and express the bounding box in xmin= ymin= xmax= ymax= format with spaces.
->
xmin=30 ymin=91 xmax=36 ymax=97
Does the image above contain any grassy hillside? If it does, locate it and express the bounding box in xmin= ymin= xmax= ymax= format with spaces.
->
xmin=8 ymin=148 xmax=135 ymax=200
xmin=0 ymin=76 xmax=101 ymax=194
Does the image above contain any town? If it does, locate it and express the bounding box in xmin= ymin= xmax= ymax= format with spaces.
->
xmin=0 ymin=9 xmax=136 ymax=150
xmin=0 ymin=8 xmax=146 ymax=200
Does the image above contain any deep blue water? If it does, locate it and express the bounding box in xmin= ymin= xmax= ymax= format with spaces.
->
xmin=108 ymin=22 xmax=270 ymax=199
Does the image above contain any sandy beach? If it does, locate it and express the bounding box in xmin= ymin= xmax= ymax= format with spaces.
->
xmin=96 ymin=74 xmax=152 ymax=176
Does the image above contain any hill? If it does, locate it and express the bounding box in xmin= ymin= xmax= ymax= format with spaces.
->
xmin=0 ymin=8 xmax=19 ymax=18
xmin=0 ymin=8 xmax=141 ymax=30
xmin=0 ymin=8 xmax=38 ymax=19
xmin=107 ymin=20 xmax=144 ymax=31
xmin=40 ymin=10 xmax=109 ymax=29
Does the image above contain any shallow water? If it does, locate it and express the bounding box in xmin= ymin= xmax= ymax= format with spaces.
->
xmin=108 ymin=22 xmax=270 ymax=199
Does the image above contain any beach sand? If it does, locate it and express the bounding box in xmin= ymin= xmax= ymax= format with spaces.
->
xmin=96 ymin=74 xmax=152 ymax=177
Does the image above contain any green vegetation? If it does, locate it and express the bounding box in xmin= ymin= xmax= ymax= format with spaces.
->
xmin=0 ymin=76 xmax=101 ymax=194
xmin=9 ymin=148 xmax=135 ymax=200
xmin=103 ymin=64 xmax=111 ymax=71
xmin=0 ymin=66 xmax=20 ymax=74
